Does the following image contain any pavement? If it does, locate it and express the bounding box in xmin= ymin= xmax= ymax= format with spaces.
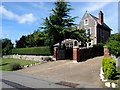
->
xmin=17 ymin=56 xmax=104 ymax=88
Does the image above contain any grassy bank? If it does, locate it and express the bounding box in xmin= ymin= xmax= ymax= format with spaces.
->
xmin=1 ymin=58 xmax=41 ymax=71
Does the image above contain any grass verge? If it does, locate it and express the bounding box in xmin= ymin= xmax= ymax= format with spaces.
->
xmin=0 ymin=58 xmax=41 ymax=71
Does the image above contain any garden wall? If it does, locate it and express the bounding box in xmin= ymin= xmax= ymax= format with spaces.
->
xmin=78 ymin=46 xmax=104 ymax=62
xmin=3 ymin=55 xmax=52 ymax=61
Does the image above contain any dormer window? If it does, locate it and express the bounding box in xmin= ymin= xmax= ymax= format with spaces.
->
xmin=84 ymin=19 xmax=88 ymax=25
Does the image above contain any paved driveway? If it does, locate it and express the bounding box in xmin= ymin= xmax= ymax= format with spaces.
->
xmin=17 ymin=56 xmax=104 ymax=87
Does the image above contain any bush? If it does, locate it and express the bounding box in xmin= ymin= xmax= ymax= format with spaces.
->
xmin=9 ymin=62 xmax=21 ymax=70
xmin=106 ymin=33 xmax=120 ymax=57
xmin=93 ymin=43 xmax=104 ymax=56
xmin=43 ymin=57 xmax=53 ymax=62
xmin=12 ymin=46 xmax=51 ymax=55
xmin=102 ymin=57 xmax=116 ymax=79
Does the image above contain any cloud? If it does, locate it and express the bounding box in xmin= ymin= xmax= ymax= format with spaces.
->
xmin=0 ymin=5 xmax=37 ymax=24
xmin=31 ymin=2 xmax=49 ymax=11
xmin=81 ymin=2 xmax=112 ymax=12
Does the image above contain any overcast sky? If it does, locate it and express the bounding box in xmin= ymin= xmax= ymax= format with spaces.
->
xmin=1 ymin=1 xmax=118 ymax=44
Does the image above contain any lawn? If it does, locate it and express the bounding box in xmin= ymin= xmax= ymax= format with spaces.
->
xmin=0 ymin=58 xmax=41 ymax=71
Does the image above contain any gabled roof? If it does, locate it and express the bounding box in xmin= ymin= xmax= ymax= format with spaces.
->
xmin=89 ymin=13 xmax=111 ymax=30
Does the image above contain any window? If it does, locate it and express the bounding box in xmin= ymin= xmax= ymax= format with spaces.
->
xmin=87 ymin=29 xmax=90 ymax=35
xmin=84 ymin=19 xmax=88 ymax=25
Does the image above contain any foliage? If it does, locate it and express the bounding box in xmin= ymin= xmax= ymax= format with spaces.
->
xmin=16 ymin=30 xmax=47 ymax=48
xmin=93 ymin=43 xmax=104 ymax=48
xmin=102 ymin=57 xmax=117 ymax=79
xmin=1 ymin=58 xmax=40 ymax=71
xmin=41 ymin=0 xmax=78 ymax=49
xmin=43 ymin=57 xmax=53 ymax=62
xmin=2 ymin=38 xmax=13 ymax=55
xmin=106 ymin=33 xmax=120 ymax=57
xmin=70 ymin=29 xmax=91 ymax=47
xmin=12 ymin=46 xmax=51 ymax=55
xmin=9 ymin=62 xmax=21 ymax=70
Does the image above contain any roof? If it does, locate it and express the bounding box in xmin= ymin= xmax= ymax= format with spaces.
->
xmin=89 ymin=13 xmax=111 ymax=30
xmin=53 ymin=39 xmax=78 ymax=47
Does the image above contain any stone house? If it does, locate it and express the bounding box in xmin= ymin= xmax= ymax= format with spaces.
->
xmin=77 ymin=11 xmax=111 ymax=47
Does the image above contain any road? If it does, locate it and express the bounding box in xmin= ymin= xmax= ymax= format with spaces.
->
xmin=1 ymin=71 xmax=102 ymax=89
xmin=1 ymin=71 xmax=115 ymax=90
xmin=1 ymin=71 xmax=70 ymax=89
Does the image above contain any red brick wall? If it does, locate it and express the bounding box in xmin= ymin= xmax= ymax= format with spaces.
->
xmin=73 ymin=48 xmax=79 ymax=62
xmin=53 ymin=48 xmax=57 ymax=58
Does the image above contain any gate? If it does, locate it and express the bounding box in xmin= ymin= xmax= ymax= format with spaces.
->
xmin=65 ymin=48 xmax=73 ymax=59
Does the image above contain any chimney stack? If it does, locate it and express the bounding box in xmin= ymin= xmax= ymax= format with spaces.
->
xmin=99 ymin=11 xmax=104 ymax=24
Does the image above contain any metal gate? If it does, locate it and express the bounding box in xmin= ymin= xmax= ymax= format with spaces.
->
xmin=65 ymin=48 xmax=73 ymax=59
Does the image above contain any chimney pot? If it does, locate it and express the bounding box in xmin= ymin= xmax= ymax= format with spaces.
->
xmin=99 ymin=11 xmax=104 ymax=24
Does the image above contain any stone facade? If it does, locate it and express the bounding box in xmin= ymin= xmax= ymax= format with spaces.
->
xmin=77 ymin=11 xmax=111 ymax=47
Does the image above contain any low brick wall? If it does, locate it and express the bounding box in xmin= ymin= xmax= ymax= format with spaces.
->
xmin=77 ymin=46 xmax=104 ymax=62
xmin=3 ymin=55 xmax=53 ymax=61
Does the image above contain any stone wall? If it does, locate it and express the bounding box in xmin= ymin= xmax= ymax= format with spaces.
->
xmin=3 ymin=55 xmax=53 ymax=61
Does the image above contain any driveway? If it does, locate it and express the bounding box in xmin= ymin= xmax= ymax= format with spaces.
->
xmin=17 ymin=56 xmax=104 ymax=87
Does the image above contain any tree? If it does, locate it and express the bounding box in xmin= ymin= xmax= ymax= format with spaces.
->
xmin=41 ymin=0 xmax=77 ymax=49
xmin=69 ymin=28 xmax=91 ymax=46
xmin=106 ymin=33 xmax=120 ymax=57
xmin=2 ymin=38 xmax=13 ymax=55
xmin=15 ymin=30 xmax=47 ymax=48
xmin=16 ymin=35 xmax=27 ymax=48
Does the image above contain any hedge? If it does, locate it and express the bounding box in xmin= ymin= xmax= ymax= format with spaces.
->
xmin=12 ymin=46 xmax=51 ymax=55
xmin=102 ymin=57 xmax=116 ymax=79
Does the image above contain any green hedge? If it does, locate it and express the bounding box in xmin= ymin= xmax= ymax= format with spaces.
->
xmin=12 ymin=46 xmax=51 ymax=55
xmin=102 ymin=57 xmax=116 ymax=79
xmin=106 ymin=33 xmax=120 ymax=57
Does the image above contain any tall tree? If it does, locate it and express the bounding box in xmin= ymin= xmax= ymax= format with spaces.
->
xmin=41 ymin=0 xmax=77 ymax=49
xmin=2 ymin=38 xmax=13 ymax=55
xmin=15 ymin=30 xmax=47 ymax=48
xmin=16 ymin=35 xmax=27 ymax=48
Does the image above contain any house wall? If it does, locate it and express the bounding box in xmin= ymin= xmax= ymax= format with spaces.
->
xmin=77 ymin=12 xmax=97 ymax=46
xmin=97 ymin=25 xmax=110 ymax=43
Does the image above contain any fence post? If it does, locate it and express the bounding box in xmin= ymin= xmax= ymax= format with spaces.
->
xmin=104 ymin=46 xmax=110 ymax=57
xmin=53 ymin=47 xmax=58 ymax=60
xmin=73 ymin=47 xmax=79 ymax=63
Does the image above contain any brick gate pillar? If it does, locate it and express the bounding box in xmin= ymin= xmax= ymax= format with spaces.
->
xmin=104 ymin=46 xmax=110 ymax=57
xmin=73 ymin=47 xmax=79 ymax=63
xmin=53 ymin=47 xmax=58 ymax=60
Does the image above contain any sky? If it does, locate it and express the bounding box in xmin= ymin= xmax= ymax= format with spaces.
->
xmin=0 ymin=1 xmax=118 ymax=45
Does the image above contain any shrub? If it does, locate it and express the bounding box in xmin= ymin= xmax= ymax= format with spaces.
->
xmin=9 ymin=62 xmax=21 ymax=70
xmin=93 ymin=43 xmax=104 ymax=48
xmin=93 ymin=43 xmax=104 ymax=56
xmin=102 ymin=57 xmax=116 ymax=79
xmin=12 ymin=46 xmax=51 ymax=55
xmin=106 ymin=33 xmax=120 ymax=57
xmin=43 ymin=57 xmax=53 ymax=62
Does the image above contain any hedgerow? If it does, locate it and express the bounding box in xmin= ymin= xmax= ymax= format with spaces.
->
xmin=12 ymin=46 xmax=51 ymax=55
